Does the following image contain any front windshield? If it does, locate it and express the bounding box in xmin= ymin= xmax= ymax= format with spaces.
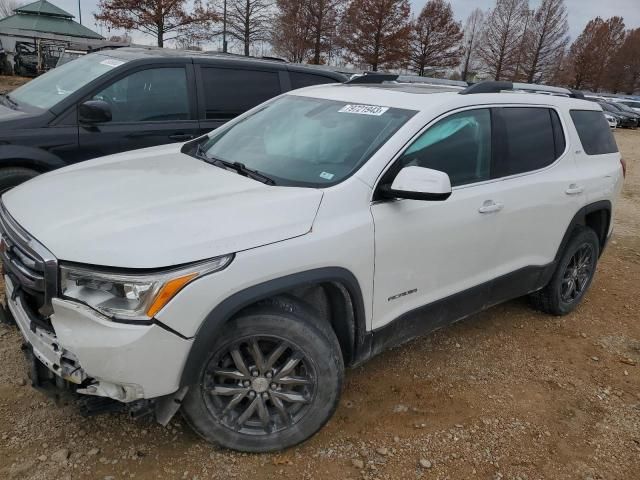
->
xmin=201 ymin=95 xmax=415 ymax=187
xmin=10 ymin=53 xmax=128 ymax=110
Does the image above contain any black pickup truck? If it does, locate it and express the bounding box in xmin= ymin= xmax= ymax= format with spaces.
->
xmin=0 ymin=47 xmax=346 ymax=191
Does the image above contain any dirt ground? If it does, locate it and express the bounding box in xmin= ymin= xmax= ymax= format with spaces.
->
xmin=0 ymin=76 xmax=30 ymax=93
xmin=0 ymin=91 xmax=639 ymax=479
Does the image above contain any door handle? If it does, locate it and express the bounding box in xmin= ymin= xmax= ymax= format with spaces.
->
xmin=565 ymin=184 xmax=584 ymax=195
xmin=168 ymin=133 xmax=195 ymax=141
xmin=478 ymin=200 xmax=504 ymax=214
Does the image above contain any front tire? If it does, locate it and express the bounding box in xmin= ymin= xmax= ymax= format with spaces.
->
xmin=181 ymin=300 xmax=344 ymax=452
xmin=0 ymin=167 xmax=39 ymax=194
xmin=530 ymin=227 xmax=600 ymax=315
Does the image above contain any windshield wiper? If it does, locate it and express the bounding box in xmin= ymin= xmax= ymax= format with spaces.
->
xmin=0 ymin=94 xmax=17 ymax=109
xmin=194 ymin=144 xmax=275 ymax=185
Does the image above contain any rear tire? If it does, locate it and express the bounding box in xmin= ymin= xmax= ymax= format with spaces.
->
xmin=0 ymin=167 xmax=39 ymax=194
xmin=530 ymin=227 xmax=600 ymax=315
xmin=181 ymin=299 xmax=344 ymax=452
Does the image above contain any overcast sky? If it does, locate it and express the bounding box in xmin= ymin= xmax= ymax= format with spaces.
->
xmin=51 ymin=0 xmax=640 ymax=44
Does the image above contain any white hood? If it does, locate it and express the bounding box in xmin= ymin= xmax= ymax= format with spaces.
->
xmin=2 ymin=144 xmax=323 ymax=268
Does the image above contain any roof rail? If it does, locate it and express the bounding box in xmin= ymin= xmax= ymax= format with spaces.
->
xmin=568 ymin=89 xmax=585 ymax=99
xmin=460 ymin=80 xmax=586 ymax=99
xmin=346 ymin=73 xmax=399 ymax=84
xmin=459 ymin=81 xmax=513 ymax=94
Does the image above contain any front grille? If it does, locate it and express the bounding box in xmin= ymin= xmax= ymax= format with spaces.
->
xmin=0 ymin=201 xmax=58 ymax=328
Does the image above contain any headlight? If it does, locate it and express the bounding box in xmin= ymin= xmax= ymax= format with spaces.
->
xmin=60 ymin=255 xmax=233 ymax=321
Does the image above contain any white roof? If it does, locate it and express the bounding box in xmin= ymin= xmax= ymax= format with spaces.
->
xmin=289 ymin=83 xmax=602 ymax=113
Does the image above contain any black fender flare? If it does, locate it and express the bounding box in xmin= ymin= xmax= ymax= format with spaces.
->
xmin=0 ymin=145 xmax=66 ymax=172
xmin=178 ymin=267 xmax=367 ymax=387
xmin=556 ymin=200 xmax=612 ymax=261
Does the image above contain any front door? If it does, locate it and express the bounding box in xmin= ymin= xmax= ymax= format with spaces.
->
xmin=78 ymin=66 xmax=200 ymax=160
xmin=371 ymin=108 xmax=501 ymax=331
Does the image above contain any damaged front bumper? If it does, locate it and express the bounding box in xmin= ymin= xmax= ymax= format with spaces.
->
xmin=4 ymin=274 xmax=192 ymax=421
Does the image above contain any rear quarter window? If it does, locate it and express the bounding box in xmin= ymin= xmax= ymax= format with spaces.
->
xmin=570 ymin=110 xmax=619 ymax=155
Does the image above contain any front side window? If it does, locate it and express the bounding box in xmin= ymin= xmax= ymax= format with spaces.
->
xmin=396 ymin=109 xmax=492 ymax=186
xmin=201 ymin=67 xmax=281 ymax=120
xmin=92 ymin=67 xmax=189 ymax=123
xmin=10 ymin=53 xmax=129 ymax=110
xmin=570 ymin=110 xmax=619 ymax=155
xmin=200 ymin=95 xmax=415 ymax=187
xmin=493 ymin=107 xmax=562 ymax=177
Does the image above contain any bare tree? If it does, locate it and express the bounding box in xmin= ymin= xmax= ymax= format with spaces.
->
xmin=225 ymin=0 xmax=274 ymax=56
xmin=0 ymin=0 xmax=24 ymax=18
xmin=409 ymin=0 xmax=463 ymax=77
xmin=271 ymin=0 xmax=313 ymax=62
xmin=460 ymin=8 xmax=484 ymax=81
xmin=521 ymin=0 xmax=569 ymax=83
xmin=95 ymin=0 xmax=219 ymax=48
xmin=478 ymin=0 xmax=529 ymax=80
xmin=339 ymin=0 xmax=412 ymax=71
xmin=307 ymin=0 xmax=343 ymax=64
xmin=565 ymin=16 xmax=625 ymax=90
xmin=606 ymin=28 xmax=640 ymax=94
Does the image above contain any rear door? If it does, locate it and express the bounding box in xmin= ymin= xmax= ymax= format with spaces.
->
xmin=484 ymin=106 xmax=580 ymax=302
xmin=195 ymin=64 xmax=284 ymax=135
xmin=78 ymin=63 xmax=200 ymax=159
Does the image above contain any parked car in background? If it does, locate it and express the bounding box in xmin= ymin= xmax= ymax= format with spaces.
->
xmin=604 ymin=112 xmax=618 ymax=129
xmin=610 ymin=101 xmax=640 ymax=121
xmin=597 ymin=101 xmax=638 ymax=128
xmin=614 ymin=98 xmax=640 ymax=113
xmin=0 ymin=47 xmax=346 ymax=192
xmin=1 ymin=79 xmax=623 ymax=452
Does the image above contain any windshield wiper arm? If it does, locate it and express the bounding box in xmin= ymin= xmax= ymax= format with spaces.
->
xmin=194 ymin=145 xmax=275 ymax=185
xmin=1 ymin=94 xmax=17 ymax=109
xmin=230 ymin=162 xmax=276 ymax=185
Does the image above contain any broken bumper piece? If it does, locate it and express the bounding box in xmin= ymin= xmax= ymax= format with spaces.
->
xmin=5 ymin=274 xmax=193 ymax=405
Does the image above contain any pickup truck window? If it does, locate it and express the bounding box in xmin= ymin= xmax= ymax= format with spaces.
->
xmin=10 ymin=53 xmax=129 ymax=110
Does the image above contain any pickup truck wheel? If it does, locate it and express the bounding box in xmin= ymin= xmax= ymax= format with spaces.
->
xmin=181 ymin=302 xmax=344 ymax=452
xmin=530 ymin=227 xmax=600 ymax=315
xmin=0 ymin=167 xmax=39 ymax=194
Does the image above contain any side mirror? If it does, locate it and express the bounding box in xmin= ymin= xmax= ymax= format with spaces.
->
xmin=381 ymin=166 xmax=452 ymax=201
xmin=78 ymin=100 xmax=112 ymax=124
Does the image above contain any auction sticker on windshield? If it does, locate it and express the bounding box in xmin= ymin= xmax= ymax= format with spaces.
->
xmin=339 ymin=104 xmax=389 ymax=116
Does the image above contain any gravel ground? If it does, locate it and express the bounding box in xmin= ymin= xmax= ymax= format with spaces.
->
xmin=0 ymin=77 xmax=638 ymax=479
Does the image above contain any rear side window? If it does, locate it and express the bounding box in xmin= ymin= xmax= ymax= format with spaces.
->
xmin=289 ymin=72 xmax=338 ymax=89
xmin=493 ymin=107 xmax=562 ymax=177
xmin=200 ymin=67 xmax=281 ymax=120
xmin=570 ymin=110 xmax=618 ymax=155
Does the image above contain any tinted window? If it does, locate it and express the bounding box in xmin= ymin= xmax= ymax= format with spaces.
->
xmin=201 ymin=67 xmax=281 ymax=119
xmin=494 ymin=107 xmax=558 ymax=177
xmin=620 ymin=100 xmax=640 ymax=109
xmin=93 ymin=67 xmax=189 ymax=122
xmin=290 ymin=72 xmax=337 ymax=89
xmin=570 ymin=110 xmax=619 ymax=155
xmin=397 ymin=109 xmax=492 ymax=186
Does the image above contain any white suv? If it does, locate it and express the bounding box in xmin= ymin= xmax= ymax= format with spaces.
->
xmin=0 ymin=79 xmax=624 ymax=452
